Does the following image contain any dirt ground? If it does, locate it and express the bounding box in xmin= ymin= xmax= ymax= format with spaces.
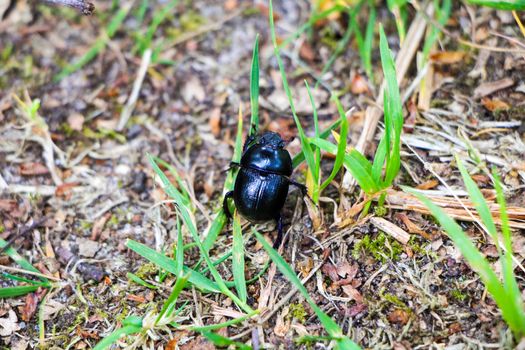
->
xmin=0 ymin=0 xmax=524 ymax=349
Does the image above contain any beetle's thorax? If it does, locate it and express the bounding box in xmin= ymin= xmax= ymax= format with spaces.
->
xmin=241 ymin=143 xmax=293 ymax=176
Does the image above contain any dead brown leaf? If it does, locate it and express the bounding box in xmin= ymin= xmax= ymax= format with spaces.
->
xmin=19 ymin=162 xmax=49 ymax=176
xmin=416 ymin=179 xmax=439 ymax=190
xmin=350 ymin=74 xmax=369 ymax=94
xmin=68 ymin=113 xmax=85 ymax=131
xmin=180 ymin=336 xmax=215 ymax=350
xmin=388 ymin=309 xmax=410 ymax=325
xmin=341 ymin=285 xmax=363 ymax=303
xmin=430 ymin=51 xmax=466 ymax=64
xmin=481 ymin=97 xmax=510 ymax=111
xmin=209 ymin=107 xmax=221 ymax=137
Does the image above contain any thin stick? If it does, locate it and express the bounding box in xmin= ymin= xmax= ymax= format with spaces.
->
xmin=0 ymin=264 xmax=61 ymax=281
xmin=117 ymin=49 xmax=152 ymax=131
xmin=41 ymin=0 xmax=95 ymax=15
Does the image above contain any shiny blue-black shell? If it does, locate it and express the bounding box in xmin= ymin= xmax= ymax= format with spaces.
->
xmin=233 ymin=132 xmax=292 ymax=222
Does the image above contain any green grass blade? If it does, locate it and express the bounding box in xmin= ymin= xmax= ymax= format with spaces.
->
xmin=152 ymin=156 xmax=193 ymax=209
xmin=292 ymin=118 xmax=341 ymax=168
xmin=0 ymin=239 xmax=47 ymax=282
xmin=126 ymin=240 xmax=220 ymax=293
xmin=202 ymin=332 xmax=252 ymax=350
xmin=148 ymin=155 xmax=253 ymax=313
xmin=371 ymin=136 xmax=387 ymax=184
xmin=202 ymin=214 xmax=228 ymax=252
xmin=1 ymin=273 xmax=47 ymax=285
xmin=136 ymin=0 xmax=179 ymax=54
xmin=455 ymin=156 xmax=499 ymax=241
xmin=127 ymin=272 xmax=158 ymax=290
xmin=232 ymin=212 xmax=247 ymax=303
xmin=404 ymin=187 xmax=522 ymax=334
xmin=254 ymin=230 xmax=361 ymax=349
xmin=379 ymin=25 xmax=403 ymax=186
xmin=319 ymin=95 xmax=348 ymax=191
xmin=269 ymin=0 xmax=316 ymax=193
xmin=422 ymin=0 xmax=452 ymax=61
xmin=189 ymin=310 xmax=258 ymax=332
xmin=250 ymin=35 xmax=260 ymax=137
xmin=465 ymin=0 xmax=525 ymax=10
xmin=93 ymin=316 xmax=143 ymax=350
xmin=315 ymin=4 xmax=359 ymax=88
xmin=54 ymin=4 xmax=131 ymax=81
xmin=304 ymin=80 xmax=321 ymax=201
xmin=0 ymin=285 xmax=40 ymax=298
xmin=362 ymin=4 xmax=376 ymax=81
xmin=175 ymin=217 xmax=184 ymax=277
xmin=155 ymin=273 xmax=189 ymax=325
xmin=309 ymin=138 xmax=378 ymax=194
xmin=280 ymin=4 xmax=347 ymax=48
xmin=492 ymin=170 xmax=525 ymax=335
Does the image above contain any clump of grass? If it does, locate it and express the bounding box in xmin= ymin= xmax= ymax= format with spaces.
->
xmin=287 ymin=24 xmax=404 ymax=214
xmin=404 ymin=156 xmax=525 ymax=340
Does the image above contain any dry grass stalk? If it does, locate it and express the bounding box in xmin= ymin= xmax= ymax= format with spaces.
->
xmin=386 ymin=189 xmax=525 ymax=229
xmin=370 ymin=217 xmax=410 ymax=244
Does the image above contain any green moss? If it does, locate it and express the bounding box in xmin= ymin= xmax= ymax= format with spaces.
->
xmin=288 ymin=303 xmax=308 ymax=324
xmin=374 ymin=205 xmax=388 ymax=217
xmin=0 ymin=225 xmax=4 ymax=234
xmin=352 ymin=232 xmax=403 ymax=262
xmin=450 ymin=289 xmax=467 ymax=302
xmin=135 ymin=262 xmax=158 ymax=279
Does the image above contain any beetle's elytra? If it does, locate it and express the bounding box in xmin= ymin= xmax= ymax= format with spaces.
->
xmin=223 ymin=132 xmax=306 ymax=248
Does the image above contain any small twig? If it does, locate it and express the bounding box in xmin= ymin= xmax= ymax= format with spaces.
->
xmin=117 ymin=49 xmax=152 ymax=131
xmin=0 ymin=264 xmax=60 ymax=281
xmin=0 ymin=217 xmax=49 ymax=254
xmin=41 ymin=0 xmax=95 ymax=15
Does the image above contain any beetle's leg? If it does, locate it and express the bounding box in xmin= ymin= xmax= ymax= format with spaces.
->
xmin=272 ymin=214 xmax=284 ymax=249
xmin=288 ymin=179 xmax=308 ymax=197
xmin=222 ymin=191 xmax=234 ymax=219
xmin=222 ymin=162 xmax=241 ymax=174
xmin=242 ymin=134 xmax=257 ymax=153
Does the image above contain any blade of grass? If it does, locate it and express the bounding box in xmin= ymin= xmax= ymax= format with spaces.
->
xmin=187 ymin=310 xmax=258 ymax=332
xmin=354 ymin=3 xmax=375 ymax=81
xmin=127 ymin=272 xmax=158 ymax=290
xmin=93 ymin=316 xmax=143 ymax=350
xmin=136 ymin=0 xmax=179 ymax=55
xmin=492 ymin=170 xmax=525 ymax=335
xmin=254 ymin=230 xmax=361 ymax=350
xmin=232 ymin=211 xmax=247 ymax=303
xmin=455 ymin=156 xmax=499 ymax=244
xmin=315 ymin=3 xmax=362 ymax=88
xmin=202 ymin=332 xmax=252 ymax=350
xmin=126 ymin=240 xmax=220 ymax=293
xmin=404 ymin=186 xmax=523 ymax=336
xmin=304 ymin=80 xmax=321 ymax=202
xmin=379 ymin=25 xmax=403 ymax=186
xmin=466 ymin=0 xmax=525 ymax=10
xmin=155 ymin=273 xmax=189 ymax=325
xmin=309 ymin=138 xmax=379 ymax=194
xmin=0 ymin=239 xmax=47 ymax=282
xmin=0 ymin=285 xmax=40 ymax=298
xmin=292 ymin=118 xmax=341 ymax=168
xmin=269 ymin=0 xmax=316 ymax=193
xmin=250 ymin=35 xmax=260 ymax=137
xmin=319 ymin=95 xmax=348 ymax=191
xmin=421 ymin=0 xmax=452 ymax=61
xmin=279 ymin=4 xmax=347 ymax=48
xmin=175 ymin=217 xmax=184 ymax=277
xmin=149 ymin=155 xmax=253 ymax=313
xmin=54 ymin=4 xmax=131 ymax=81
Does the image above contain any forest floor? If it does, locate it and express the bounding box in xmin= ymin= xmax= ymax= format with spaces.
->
xmin=0 ymin=1 xmax=525 ymax=349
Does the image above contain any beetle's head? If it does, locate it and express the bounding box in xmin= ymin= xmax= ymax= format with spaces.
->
xmin=258 ymin=132 xmax=287 ymax=149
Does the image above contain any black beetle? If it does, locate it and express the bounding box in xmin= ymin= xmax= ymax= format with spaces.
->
xmin=223 ymin=131 xmax=306 ymax=248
